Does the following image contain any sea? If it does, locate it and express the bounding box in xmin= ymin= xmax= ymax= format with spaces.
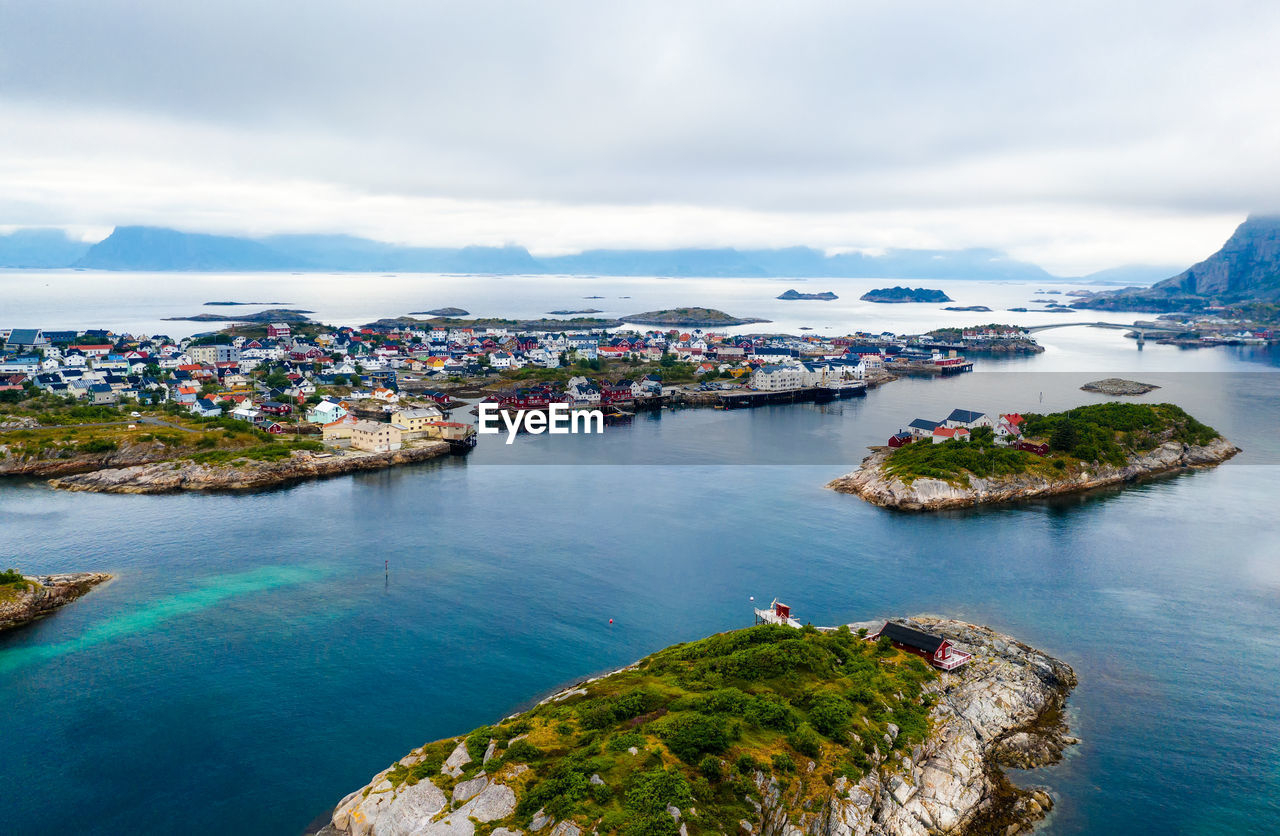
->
xmin=1 ymin=271 xmax=1278 ymax=835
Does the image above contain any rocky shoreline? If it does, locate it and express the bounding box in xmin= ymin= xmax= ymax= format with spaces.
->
xmin=46 ymin=442 xmax=451 ymax=494
xmin=0 ymin=572 xmax=112 ymax=632
xmin=315 ymin=617 xmax=1075 ymax=836
xmin=828 ymin=437 xmax=1239 ymax=511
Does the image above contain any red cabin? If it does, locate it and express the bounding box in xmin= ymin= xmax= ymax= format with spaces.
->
xmin=872 ymin=622 xmax=971 ymax=671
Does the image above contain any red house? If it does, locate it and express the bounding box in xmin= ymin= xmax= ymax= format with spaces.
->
xmin=267 ymin=323 xmax=291 ymax=339
xmin=872 ymin=622 xmax=971 ymax=671
xmin=887 ymin=432 xmax=914 ymax=448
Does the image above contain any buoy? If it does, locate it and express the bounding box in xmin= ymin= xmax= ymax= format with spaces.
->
xmin=609 ymin=618 xmax=614 ymax=624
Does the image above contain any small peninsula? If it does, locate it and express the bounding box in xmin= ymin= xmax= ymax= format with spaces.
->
xmin=829 ymin=403 xmax=1238 ymax=511
xmin=777 ymin=289 xmax=838 ymax=301
xmin=1081 ymin=378 xmax=1160 ymax=396
xmin=317 ymin=617 xmax=1076 ymax=836
xmin=621 ymin=307 xmax=770 ymax=326
xmin=860 ymin=287 xmax=953 ymax=304
xmin=0 ymin=570 xmax=112 ymax=632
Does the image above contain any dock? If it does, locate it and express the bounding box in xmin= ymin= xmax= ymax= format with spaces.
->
xmin=717 ymin=383 xmax=866 ymax=409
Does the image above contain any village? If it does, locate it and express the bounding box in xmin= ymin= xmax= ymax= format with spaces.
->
xmin=0 ymin=320 xmax=1035 ymax=453
xmin=885 ymin=408 xmax=1049 ymax=454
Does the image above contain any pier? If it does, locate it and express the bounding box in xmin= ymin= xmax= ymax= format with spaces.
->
xmin=717 ymin=383 xmax=865 ymax=409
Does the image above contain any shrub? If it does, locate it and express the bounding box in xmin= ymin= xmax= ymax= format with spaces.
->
xmin=788 ymin=723 xmax=821 ymax=758
xmin=744 ymin=694 xmax=798 ymax=731
xmin=78 ymin=439 xmax=118 ymax=454
xmin=607 ymin=731 xmax=645 ymax=752
xmin=656 ymin=713 xmax=733 ymax=762
xmin=771 ymin=753 xmax=795 ymax=773
xmin=697 ymin=755 xmax=722 ymax=782
xmin=735 ymin=754 xmax=758 ymax=774
xmin=625 ymin=767 xmax=692 ymax=816
xmin=807 ymin=694 xmax=854 ymax=739
xmin=503 ymin=740 xmax=541 ymax=763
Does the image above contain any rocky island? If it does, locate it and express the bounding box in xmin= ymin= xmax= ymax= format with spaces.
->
xmin=829 ymin=403 xmax=1237 ymax=511
xmin=548 ymin=309 xmax=605 ymax=315
xmin=1081 ymin=379 xmax=1160 ymax=396
xmin=316 ymin=616 xmax=1075 ymax=836
xmin=943 ymin=305 xmax=992 ymax=312
xmin=408 ymin=307 xmax=471 ymax=317
xmin=164 ymin=307 xmax=315 ymax=323
xmin=0 ymin=570 xmax=112 ymax=632
xmin=620 ymin=307 xmax=770 ymax=326
xmin=860 ymin=287 xmax=953 ymax=304
xmin=777 ymin=289 xmax=838 ymax=301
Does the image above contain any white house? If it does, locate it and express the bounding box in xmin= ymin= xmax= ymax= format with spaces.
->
xmin=751 ymin=364 xmax=804 ymax=391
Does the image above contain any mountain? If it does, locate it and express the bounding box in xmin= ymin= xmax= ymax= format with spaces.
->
xmin=0 ymin=229 xmax=92 ymax=267
xmin=4 ymin=224 xmax=1060 ymax=278
xmin=1074 ymin=216 xmax=1280 ymax=311
xmin=78 ymin=226 xmax=296 ymax=271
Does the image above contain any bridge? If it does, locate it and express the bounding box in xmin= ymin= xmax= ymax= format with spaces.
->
xmin=1023 ymin=320 xmax=1183 ymax=335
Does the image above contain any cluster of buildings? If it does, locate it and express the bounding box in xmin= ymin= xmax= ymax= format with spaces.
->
xmin=888 ymin=408 xmax=1049 ymax=455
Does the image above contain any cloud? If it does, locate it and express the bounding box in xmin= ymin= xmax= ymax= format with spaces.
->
xmin=1 ymin=0 xmax=1278 ymax=272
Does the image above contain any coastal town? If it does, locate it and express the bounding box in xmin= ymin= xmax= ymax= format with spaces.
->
xmin=0 ymin=318 xmax=1039 ymax=454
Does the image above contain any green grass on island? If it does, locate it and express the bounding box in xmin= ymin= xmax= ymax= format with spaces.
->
xmin=382 ymin=624 xmax=936 ymax=836
xmin=883 ymin=403 xmax=1222 ymax=487
xmin=0 ymin=568 xmax=37 ymax=603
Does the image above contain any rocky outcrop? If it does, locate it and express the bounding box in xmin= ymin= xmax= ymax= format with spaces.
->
xmin=0 ymin=572 xmax=112 ymax=632
xmin=792 ymin=617 xmax=1077 ymax=836
xmin=828 ymin=437 xmax=1239 ymax=511
xmin=316 ymin=618 xmax=1075 ymax=836
xmin=0 ymin=438 xmax=178 ymax=477
xmin=1080 ymin=378 xmax=1160 ymax=396
xmin=46 ymin=443 xmax=451 ymax=494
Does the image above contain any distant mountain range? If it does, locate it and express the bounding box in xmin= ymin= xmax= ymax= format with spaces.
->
xmin=1074 ymin=215 xmax=1280 ymax=311
xmin=0 ymin=224 xmax=1181 ymax=282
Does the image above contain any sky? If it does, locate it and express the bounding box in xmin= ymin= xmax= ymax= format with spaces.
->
xmin=2 ymin=0 xmax=1279 ymax=274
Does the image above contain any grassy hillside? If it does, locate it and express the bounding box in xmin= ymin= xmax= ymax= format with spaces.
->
xmin=883 ymin=403 xmax=1221 ymax=486
xmin=383 ymin=624 xmax=936 ymax=835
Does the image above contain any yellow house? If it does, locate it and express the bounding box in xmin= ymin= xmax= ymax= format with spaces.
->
xmin=390 ymin=406 xmax=444 ymax=434
xmin=350 ymin=420 xmax=403 ymax=453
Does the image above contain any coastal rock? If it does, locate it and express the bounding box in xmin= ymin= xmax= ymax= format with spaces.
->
xmin=330 ymin=775 xmax=448 ymax=836
xmin=442 ymin=741 xmax=471 ymax=777
xmin=827 ymin=437 xmax=1240 ymax=511
xmin=799 ymin=617 xmax=1077 ymax=836
xmin=45 ymin=443 xmax=450 ymax=495
xmin=0 ymin=572 xmax=112 ymax=632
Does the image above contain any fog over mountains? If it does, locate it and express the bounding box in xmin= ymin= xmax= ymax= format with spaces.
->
xmin=0 ymin=225 xmax=1181 ymax=283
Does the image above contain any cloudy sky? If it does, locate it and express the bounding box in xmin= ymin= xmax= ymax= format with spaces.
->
xmin=2 ymin=0 xmax=1278 ymax=273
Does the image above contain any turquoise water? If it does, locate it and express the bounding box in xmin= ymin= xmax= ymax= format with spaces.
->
xmin=2 ymin=294 xmax=1280 ymax=833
